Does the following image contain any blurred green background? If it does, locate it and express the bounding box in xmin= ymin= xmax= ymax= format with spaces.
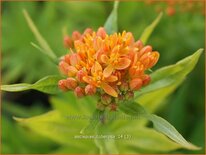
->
xmin=1 ymin=1 xmax=205 ymax=154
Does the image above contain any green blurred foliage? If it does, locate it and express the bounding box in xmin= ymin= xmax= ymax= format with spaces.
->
xmin=1 ymin=1 xmax=204 ymax=154
xmin=2 ymin=2 xmax=106 ymax=83
xmin=1 ymin=101 xmax=59 ymax=154
xmin=119 ymin=2 xmax=205 ymax=153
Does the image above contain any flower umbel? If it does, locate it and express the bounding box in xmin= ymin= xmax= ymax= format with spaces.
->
xmin=59 ymin=27 xmax=159 ymax=110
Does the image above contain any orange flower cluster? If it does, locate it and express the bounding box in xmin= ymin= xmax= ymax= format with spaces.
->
xmin=146 ymin=0 xmax=205 ymax=16
xmin=58 ymin=27 xmax=159 ymax=109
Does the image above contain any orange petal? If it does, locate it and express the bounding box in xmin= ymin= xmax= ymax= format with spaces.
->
xmin=119 ymin=46 xmax=130 ymax=55
xmin=101 ymin=54 xmax=109 ymax=64
xmin=106 ymin=75 xmax=118 ymax=82
xmin=83 ymin=76 xmax=94 ymax=85
xmin=67 ymin=66 xmax=78 ymax=77
xmin=129 ymin=78 xmax=142 ymax=91
xmin=101 ymin=83 xmax=118 ymax=97
xmin=138 ymin=45 xmax=152 ymax=57
xmin=70 ymin=53 xmax=81 ymax=66
xmin=132 ymin=53 xmax=138 ymax=66
xmin=103 ymin=65 xmax=114 ymax=78
xmin=112 ymin=45 xmax=120 ymax=53
xmin=115 ymin=58 xmax=131 ymax=70
xmin=124 ymin=32 xmax=134 ymax=45
xmin=95 ymin=49 xmax=104 ymax=62
xmin=91 ymin=62 xmax=102 ymax=75
xmin=150 ymin=52 xmax=159 ymax=67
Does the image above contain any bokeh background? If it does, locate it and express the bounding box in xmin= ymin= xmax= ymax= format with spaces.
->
xmin=1 ymin=1 xmax=205 ymax=154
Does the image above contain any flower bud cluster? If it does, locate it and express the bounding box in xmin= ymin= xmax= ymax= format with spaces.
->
xmin=58 ymin=27 xmax=159 ymax=110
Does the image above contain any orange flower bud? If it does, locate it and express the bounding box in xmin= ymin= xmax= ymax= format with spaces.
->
xmin=83 ymin=28 xmax=93 ymax=35
xmin=59 ymin=61 xmax=70 ymax=75
xmin=72 ymin=31 xmax=81 ymax=40
xmin=142 ymin=74 xmax=151 ymax=86
xmin=67 ymin=66 xmax=78 ymax=77
xmin=64 ymin=54 xmax=70 ymax=64
xmin=76 ymin=70 xmax=87 ymax=83
xmin=65 ymin=78 xmax=78 ymax=90
xmin=59 ymin=27 xmax=159 ymax=104
xmin=97 ymin=27 xmax=106 ymax=39
xmin=58 ymin=79 xmax=68 ymax=91
xmin=69 ymin=53 xmax=81 ymax=67
xmin=135 ymin=40 xmax=144 ymax=50
xmin=129 ymin=78 xmax=143 ymax=90
xmin=85 ymin=84 xmax=96 ymax=95
xmin=74 ymin=86 xmax=85 ymax=97
xmin=166 ymin=6 xmax=175 ymax=16
xmin=64 ymin=35 xmax=73 ymax=48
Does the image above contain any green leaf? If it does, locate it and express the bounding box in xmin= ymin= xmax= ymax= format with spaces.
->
xmin=119 ymin=101 xmax=201 ymax=150
xmin=13 ymin=110 xmax=96 ymax=153
xmin=50 ymin=92 xmax=99 ymax=134
xmin=1 ymin=83 xmax=32 ymax=92
xmin=116 ymin=127 xmax=181 ymax=153
xmin=95 ymin=137 xmax=119 ymax=154
xmin=23 ymin=10 xmax=57 ymax=63
xmin=30 ymin=42 xmax=48 ymax=56
xmin=136 ymin=49 xmax=203 ymax=113
xmin=95 ymin=110 xmax=181 ymax=153
xmin=94 ymin=115 xmax=119 ymax=154
xmin=140 ymin=12 xmax=162 ymax=44
xmin=50 ymin=89 xmax=101 ymax=136
xmin=147 ymin=114 xmax=201 ymax=150
xmin=2 ymin=103 xmax=56 ymax=154
xmin=80 ymin=109 xmax=104 ymax=134
xmin=1 ymin=75 xmax=62 ymax=94
xmin=104 ymin=1 xmax=119 ymax=34
xmin=51 ymin=92 xmax=96 ymax=116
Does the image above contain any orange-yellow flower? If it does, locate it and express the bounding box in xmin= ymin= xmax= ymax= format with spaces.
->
xmin=58 ymin=27 xmax=159 ymax=104
xmin=83 ymin=62 xmax=118 ymax=97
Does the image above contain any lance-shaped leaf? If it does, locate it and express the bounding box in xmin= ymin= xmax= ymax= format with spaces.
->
xmin=104 ymin=1 xmax=119 ymax=34
xmin=116 ymin=127 xmax=181 ymax=153
xmin=1 ymin=75 xmax=62 ymax=94
xmin=135 ymin=49 xmax=203 ymax=113
xmin=140 ymin=12 xmax=162 ymax=44
xmin=23 ymin=10 xmax=57 ymax=63
xmin=119 ymin=101 xmax=201 ymax=150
